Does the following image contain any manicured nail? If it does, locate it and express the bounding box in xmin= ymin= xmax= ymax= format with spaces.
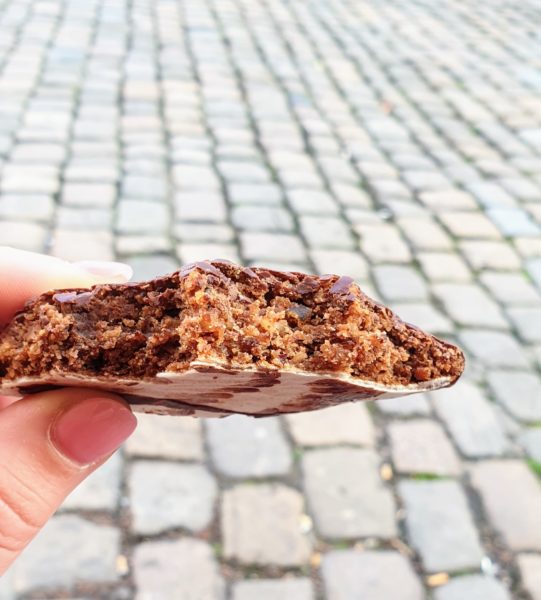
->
xmin=50 ymin=398 xmax=137 ymax=466
xmin=75 ymin=261 xmax=133 ymax=283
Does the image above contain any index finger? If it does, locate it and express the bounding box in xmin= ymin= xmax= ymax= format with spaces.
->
xmin=0 ymin=247 xmax=132 ymax=327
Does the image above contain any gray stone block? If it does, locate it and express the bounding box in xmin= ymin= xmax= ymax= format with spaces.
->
xmin=322 ymin=550 xmax=424 ymax=600
xmin=125 ymin=414 xmax=204 ymax=460
xmin=206 ymin=415 xmax=292 ymax=478
xmin=480 ymin=272 xmax=541 ymax=305
xmin=240 ymin=232 xmax=307 ymax=262
xmin=232 ymin=579 xmax=315 ymax=600
xmin=459 ymin=329 xmax=530 ymax=368
xmin=231 ymin=205 xmax=294 ymax=232
xmin=432 ymin=283 xmax=508 ymax=328
xmin=116 ymin=199 xmax=169 ymax=233
xmin=373 ymin=265 xmax=428 ymax=302
xmin=286 ymin=403 xmax=375 ymax=447
xmin=487 ymin=371 xmax=541 ymax=423
xmin=517 ymin=554 xmax=541 ymax=600
xmin=0 ymin=194 xmax=54 ymax=222
xmin=434 ymin=575 xmax=511 ymax=600
xmin=222 ymin=484 xmax=312 ymax=566
xmin=430 ymin=382 xmax=509 ymax=457
xmin=518 ymin=428 xmax=541 ymax=462
xmin=299 ymin=216 xmax=355 ymax=250
xmin=417 ymin=252 xmax=472 ymax=283
xmin=302 ymin=448 xmax=396 ymax=539
xmin=133 ymin=538 xmax=225 ymax=600
xmin=174 ymin=191 xmax=228 ymax=223
xmin=389 ymin=419 xmax=461 ymax=475
xmin=8 ymin=515 xmax=120 ymax=593
xmin=399 ymin=480 xmax=484 ymax=572
xmin=469 ymin=460 xmax=541 ymax=551
xmin=129 ymin=461 xmax=217 ymax=534
xmin=377 ymin=393 xmax=431 ymax=416
xmin=507 ymin=307 xmax=541 ymax=343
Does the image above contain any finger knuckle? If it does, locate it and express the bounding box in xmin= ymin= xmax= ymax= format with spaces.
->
xmin=0 ymin=466 xmax=44 ymax=554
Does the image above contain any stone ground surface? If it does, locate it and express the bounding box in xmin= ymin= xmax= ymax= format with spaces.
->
xmin=1 ymin=0 xmax=541 ymax=598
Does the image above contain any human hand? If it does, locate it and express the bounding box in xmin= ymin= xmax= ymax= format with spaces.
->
xmin=0 ymin=247 xmax=137 ymax=575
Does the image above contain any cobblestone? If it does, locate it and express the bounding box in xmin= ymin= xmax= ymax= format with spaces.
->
xmin=61 ymin=182 xmax=117 ymax=207
xmin=0 ymin=194 xmax=54 ymax=221
xmin=398 ymin=216 xmax=454 ymax=251
xmin=487 ymin=371 xmax=541 ymax=423
xmin=479 ymin=272 xmax=541 ymax=305
xmin=228 ymin=183 xmax=282 ymax=205
xmin=7 ymin=515 xmax=120 ymax=593
xmin=299 ymin=216 xmax=355 ymax=249
xmin=51 ymin=230 xmax=114 ymax=261
xmin=288 ymin=189 xmax=339 ymax=215
xmin=116 ymin=199 xmax=169 ymax=233
xmin=377 ymin=394 xmax=431 ymax=416
xmin=517 ymin=554 xmax=541 ymax=600
xmin=507 ymin=307 xmax=541 ymax=343
xmin=206 ymin=415 xmax=292 ymax=478
xmin=321 ymin=550 xmax=424 ymax=600
xmin=439 ymin=212 xmax=502 ymax=239
xmin=460 ymin=240 xmax=522 ymax=271
xmin=356 ymin=223 xmax=412 ymax=263
xmin=232 ymin=579 xmax=315 ymax=600
xmin=389 ymin=420 xmax=461 ymax=476
xmin=419 ymin=189 xmax=478 ymax=211
xmin=285 ymin=403 xmax=375 ymax=447
xmin=432 ymin=283 xmax=508 ymax=328
xmin=231 ymin=205 xmax=294 ymax=232
xmin=467 ymin=181 xmax=517 ymax=208
xmin=222 ymin=484 xmax=312 ymax=566
xmin=518 ymin=428 xmax=541 ymax=462
xmin=302 ymin=448 xmax=396 ymax=539
xmin=459 ymin=329 xmax=531 ymax=368
xmin=417 ymin=251 xmax=472 ymax=282
xmin=116 ymin=235 xmax=171 ymax=255
xmin=528 ymin=258 xmax=541 ymax=290
xmin=373 ymin=265 xmax=428 ymax=302
xmin=469 ymin=461 xmax=541 ymax=551
xmin=487 ymin=208 xmax=540 ymax=237
xmin=240 ymin=232 xmax=307 ymax=263
xmin=125 ymin=414 xmax=204 ymax=461
xmin=0 ymin=221 xmax=47 ymax=252
xmin=433 ymin=575 xmax=511 ymax=600
xmin=129 ymin=461 xmax=217 ymax=535
xmin=133 ymin=538 xmax=225 ymax=600
xmin=430 ymin=382 xmax=509 ymax=457
xmin=399 ymin=480 xmax=484 ymax=573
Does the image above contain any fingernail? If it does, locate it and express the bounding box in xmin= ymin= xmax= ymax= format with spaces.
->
xmin=50 ymin=398 xmax=137 ymax=466
xmin=74 ymin=261 xmax=133 ymax=283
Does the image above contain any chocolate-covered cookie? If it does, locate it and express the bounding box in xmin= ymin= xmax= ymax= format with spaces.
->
xmin=0 ymin=260 xmax=464 ymax=417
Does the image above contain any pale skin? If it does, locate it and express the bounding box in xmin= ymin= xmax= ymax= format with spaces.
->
xmin=0 ymin=247 xmax=138 ymax=575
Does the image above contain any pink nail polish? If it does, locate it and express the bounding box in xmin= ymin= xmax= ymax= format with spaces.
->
xmin=51 ymin=398 xmax=137 ymax=465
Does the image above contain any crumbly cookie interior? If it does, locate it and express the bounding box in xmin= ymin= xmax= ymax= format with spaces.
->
xmin=0 ymin=261 xmax=464 ymax=386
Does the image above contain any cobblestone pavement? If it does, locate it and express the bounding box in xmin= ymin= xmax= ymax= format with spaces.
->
xmin=1 ymin=0 xmax=541 ymax=598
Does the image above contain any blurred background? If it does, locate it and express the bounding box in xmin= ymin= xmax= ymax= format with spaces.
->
xmin=1 ymin=0 xmax=541 ymax=598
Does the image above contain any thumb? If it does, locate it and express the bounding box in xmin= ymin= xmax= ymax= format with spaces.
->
xmin=0 ymin=388 xmax=137 ymax=575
